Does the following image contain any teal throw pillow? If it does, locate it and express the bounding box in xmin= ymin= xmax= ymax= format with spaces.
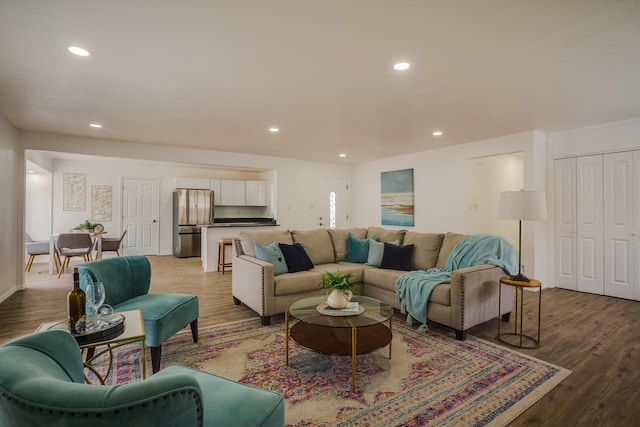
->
xmin=366 ymin=239 xmax=400 ymax=267
xmin=346 ymin=232 xmax=376 ymax=263
xmin=255 ymin=241 xmax=288 ymax=275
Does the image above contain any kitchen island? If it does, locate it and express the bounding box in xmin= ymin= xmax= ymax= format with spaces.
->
xmin=201 ymin=220 xmax=279 ymax=272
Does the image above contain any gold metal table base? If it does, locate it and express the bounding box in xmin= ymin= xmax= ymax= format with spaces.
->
xmin=82 ymin=338 xmax=146 ymax=384
xmin=285 ymin=310 xmax=392 ymax=392
xmin=498 ymin=277 xmax=542 ymax=349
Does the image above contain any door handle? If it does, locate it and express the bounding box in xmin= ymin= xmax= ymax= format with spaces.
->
xmin=153 ymin=219 xmax=158 ymax=223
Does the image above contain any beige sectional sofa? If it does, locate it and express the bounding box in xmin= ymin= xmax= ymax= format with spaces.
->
xmin=231 ymin=227 xmax=513 ymax=340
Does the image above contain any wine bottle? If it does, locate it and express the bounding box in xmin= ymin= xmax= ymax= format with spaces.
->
xmin=67 ymin=267 xmax=86 ymax=332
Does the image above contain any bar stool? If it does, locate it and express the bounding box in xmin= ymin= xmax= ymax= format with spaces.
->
xmin=217 ymin=238 xmax=234 ymax=274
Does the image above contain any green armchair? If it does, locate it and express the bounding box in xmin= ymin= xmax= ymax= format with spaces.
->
xmin=78 ymin=256 xmax=199 ymax=373
xmin=0 ymin=330 xmax=285 ymax=426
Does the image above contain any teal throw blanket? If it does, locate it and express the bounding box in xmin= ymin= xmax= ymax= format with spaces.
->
xmin=395 ymin=233 xmax=518 ymax=330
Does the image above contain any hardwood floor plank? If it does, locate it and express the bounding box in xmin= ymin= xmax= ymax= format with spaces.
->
xmin=2 ymin=256 xmax=639 ymax=426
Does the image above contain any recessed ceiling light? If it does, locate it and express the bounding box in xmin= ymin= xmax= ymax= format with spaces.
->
xmin=393 ymin=62 xmax=410 ymax=71
xmin=89 ymin=123 xmax=102 ymax=128
xmin=269 ymin=127 xmax=279 ymax=133
xmin=432 ymin=131 xmax=443 ymax=136
xmin=68 ymin=46 xmax=91 ymax=57
xmin=339 ymin=153 xmax=347 ymax=158
xmin=27 ymin=170 xmax=36 ymax=174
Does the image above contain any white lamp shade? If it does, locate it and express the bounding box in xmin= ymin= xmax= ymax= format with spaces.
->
xmin=498 ymin=190 xmax=548 ymax=221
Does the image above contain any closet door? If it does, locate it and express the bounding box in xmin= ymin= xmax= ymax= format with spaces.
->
xmin=555 ymin=158 xmax=577 ymax=290
xmin=576 ymin=156 xmax=604 ymax=294
xmin=604 ymin=152 xmax=635 ymax=299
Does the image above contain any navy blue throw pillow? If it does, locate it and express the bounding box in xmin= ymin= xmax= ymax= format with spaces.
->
xmin=380 ymin=243 xmax=414 ymax=271
xmin=279 ymin=243 xmax=314 ymax=273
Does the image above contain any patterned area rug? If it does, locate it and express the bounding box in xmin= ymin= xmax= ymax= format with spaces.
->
xmin=93 ymin=316 xmax=570 ymax=426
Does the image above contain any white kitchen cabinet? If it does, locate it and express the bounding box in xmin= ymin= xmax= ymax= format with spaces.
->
xmin=220 ymin=180 xmax=235 ymax=205
xmin=245 ymin=180 xmax=268 ymax=206
xmin=233 ymin=180 xmax=246 ymax=205
xmin=220 ymin=180 xmax=246 ymax=206
xmin=209 ymin=179 xmax=221 ymax=205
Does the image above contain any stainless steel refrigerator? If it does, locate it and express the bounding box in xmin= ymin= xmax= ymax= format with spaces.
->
xmin=173 ymin=189 xmax=214 ymax=257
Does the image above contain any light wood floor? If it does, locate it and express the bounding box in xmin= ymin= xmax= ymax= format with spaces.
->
xmin=3 ymin=256 xmax=639 ymax=426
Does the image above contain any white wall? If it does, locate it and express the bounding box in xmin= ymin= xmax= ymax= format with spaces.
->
xmin=351 ymin=131 xmax=549 ymax=283
xmin=21 ymin=132 xmax=352 ymax=255
xmin=25 ymin=160 xmax=52 ymax=241
xmin=0 ymin=115 xmax=23 ymax=302
xmin=466 ymin=152 xmax=524 ymax=243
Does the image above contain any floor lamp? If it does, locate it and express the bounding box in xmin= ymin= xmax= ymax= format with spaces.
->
xmin=498 ymin=189 xmax=548 ymax=282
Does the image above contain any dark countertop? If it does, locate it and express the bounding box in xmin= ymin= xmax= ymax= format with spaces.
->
xmin=205 ymin=218 xmax=278 ymax=228
xmin=205 ymin=223 xmax=279 ymax=228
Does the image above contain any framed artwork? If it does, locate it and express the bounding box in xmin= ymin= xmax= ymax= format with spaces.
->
xmin=91 ymin=185 xmax=113 ymax=222
xmin=381 ymin=168 xmax=414 ymax=226
xmin=63 ymin=173 xmax=86 ymax=211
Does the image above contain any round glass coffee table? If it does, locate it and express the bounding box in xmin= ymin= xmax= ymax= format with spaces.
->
xmin=285 ymin=295 xmax=394 ymax=391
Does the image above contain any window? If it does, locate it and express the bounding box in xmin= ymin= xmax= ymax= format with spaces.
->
xmin=329 ymin=192 xmax=336 ymax=229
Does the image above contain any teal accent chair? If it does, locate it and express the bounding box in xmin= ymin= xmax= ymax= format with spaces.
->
xmin=0 ymin=330 xmax=285 ymax=426
xmin=78 ymin=256 xmax=199 ymax=373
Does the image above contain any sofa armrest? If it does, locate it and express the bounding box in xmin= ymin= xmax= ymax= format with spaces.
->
xmin=449 ymin=264 xmax=512 ymax=331
xmin=231 ymin=252 xmax=276 ymax=318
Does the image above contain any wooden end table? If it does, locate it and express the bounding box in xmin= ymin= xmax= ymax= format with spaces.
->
xmin=286 ymin=295 xmax=393 ymax=392
xmin=498 ymin=276 xmax=542 ymax=349
xmin=37 ymin=309 xmax=146 ymax=384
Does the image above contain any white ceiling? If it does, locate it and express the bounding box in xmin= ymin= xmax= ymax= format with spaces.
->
xmin=2 ymin=1 xmax=640 ymax=165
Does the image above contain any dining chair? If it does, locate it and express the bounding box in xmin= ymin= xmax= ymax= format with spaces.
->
xmin=24 ymin=233 xmax=59 ymax=273
xmin=100 ymin=230 xmax=127 ymax=256
xmin=56 ymin=233 xmax=94 ymax=278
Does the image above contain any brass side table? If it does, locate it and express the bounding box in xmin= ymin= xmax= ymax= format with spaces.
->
xmin=37 ymin=309 xmax=146 ymax=384
xmin=498 ymin=277 xmax=541 ymax=349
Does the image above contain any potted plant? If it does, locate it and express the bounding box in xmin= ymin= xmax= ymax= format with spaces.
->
xmin=319 ymin=270 xmax=358 ymax=309
xmin=73 ymin=220 xmax=98 ymax=232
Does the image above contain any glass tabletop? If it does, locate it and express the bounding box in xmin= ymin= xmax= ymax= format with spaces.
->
xmin=289 ymin=295 xmax=394 ymax=328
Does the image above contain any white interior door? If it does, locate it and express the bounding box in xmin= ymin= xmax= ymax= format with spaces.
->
xmin=576 ymin=155 xmax=604 ymax=294
xmin=122 ymin=178 xmax=159 ymax=256
xmin=318 ymin=178 xmax=348 ymax=229
xmin=604 ymin=152 xmax=635 ymax=299
xmin=555 ymin=158 xmax=577 ymax=290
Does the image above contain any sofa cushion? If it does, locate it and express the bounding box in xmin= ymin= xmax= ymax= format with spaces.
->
xmin=239 ymin=230 xmax=293 ymax=257
xmin=346 ymin=232 xmax=375 ymax=263
xmin=435 ymin=232 xmax=468 ymax=269
xmin=279 ymin=243 xmax=314 ymax=273
xmin=430 ymin=283 xmax=451 ymax=306
xmin=328 ymin=228 xmax=368 ymax=261
xmin=274 ymin=270 xmax=324 ymax=296
xmin=323 ymin=263 xmax=367 ymax=283
xmin=272 ymin=263 xmax=365 ymax=296
xmin=291 ymin=229 xmax=335 ymax=265
xmin=255 ymin=241 xmax=288 ymax=276
xmin=362 ymin=267 xmax=406 ymax=293
xmin=366 ymin=239 xmax=399 ymax=267
xmin=367 ymin=227 xmax=407 ymax=244
xmin=380 ymin=243 xmax=414 ymax=271
xmin=403 ymin=232 xmax=445 ymax=270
